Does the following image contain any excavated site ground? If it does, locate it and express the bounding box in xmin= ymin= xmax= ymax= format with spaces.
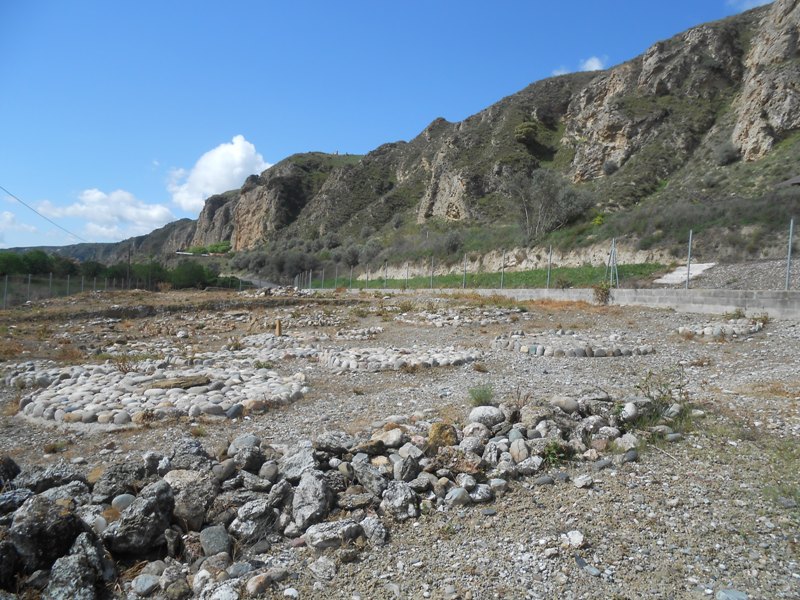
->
xmin=0 ymin=288 xmax=798 ymax=599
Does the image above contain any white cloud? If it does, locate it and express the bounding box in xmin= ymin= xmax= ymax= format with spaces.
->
xmin=579 ymin=55 xmax=608 ymax=71
xmin=551 ymin=55 xmax=608 ymax=76
xmin=727 ymin=0 xmax=772 ymax=12
xmin=38 ymin=189 xmax=174 ymax=242
xmin=168 ymin=135 xmax=271 ymax=213
xmin=0 ymin=211 xmax=36 ymax=234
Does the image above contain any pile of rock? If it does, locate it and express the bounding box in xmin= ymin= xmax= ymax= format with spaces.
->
xmin=677 ymin=317 xmax=764 ymax=339
xmin=394 ymin=307 xmax=529 ymax=328
xmin=317 ymin=346 xmax=482 ymax=372
xmin=0 ymin=390 xmax=691 ymax=598
xmin=335 ymin=327 xmax=384 ymax=340
xmin=492 ymin=332 xmax=655 ymax=358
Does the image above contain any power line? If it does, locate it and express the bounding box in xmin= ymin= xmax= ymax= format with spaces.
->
xmin=0 ymin=183 xmax=89 ymax=243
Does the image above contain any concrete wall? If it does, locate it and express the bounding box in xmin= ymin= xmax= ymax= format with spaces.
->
xmin=368 ymin=287 xmax=800 ymax=319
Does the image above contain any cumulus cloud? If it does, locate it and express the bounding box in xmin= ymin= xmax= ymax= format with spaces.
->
xmin=38 ymin=189 xmax=174 ymax=242
xmin=727 ymin=0 xmax=772 ymax=12
xmin=579 ymin=55 xmax=608 ymax=71
xmin=551 ymin=55 xmax=608 ymax=76
xmin=0 ymin=211 xmax=36 ymax=234
xmin=168 ymin=135 xmax=271 ymax=213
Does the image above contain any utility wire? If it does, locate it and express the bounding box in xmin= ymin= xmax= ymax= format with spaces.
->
xmin=0 ymin=183 xmax=89 ymax=243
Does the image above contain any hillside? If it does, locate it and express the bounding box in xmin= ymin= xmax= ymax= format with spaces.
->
xmin=53 ymin=0 xmax=800 ymax=279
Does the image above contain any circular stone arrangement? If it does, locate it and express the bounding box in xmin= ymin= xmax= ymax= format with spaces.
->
xmin=318 ymin=346 xmax=482 ymax=372
xmin=677 ymin=317 xmax=764 ymax=339
xmin=492 ymin=329 xmax=655 ymax=358
xmin=13 ymin=360 xmax=309 ymax=425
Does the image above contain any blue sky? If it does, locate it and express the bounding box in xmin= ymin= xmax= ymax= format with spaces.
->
xmin=0 ymin=0 xmax=772 ymax=248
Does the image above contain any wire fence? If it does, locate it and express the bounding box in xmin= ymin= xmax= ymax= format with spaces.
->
xmin=0 ymin=274 xmax=248 ymax=309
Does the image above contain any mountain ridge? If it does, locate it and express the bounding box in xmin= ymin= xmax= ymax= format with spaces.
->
xmin=32 ymin=1 xmax=800 ymax=276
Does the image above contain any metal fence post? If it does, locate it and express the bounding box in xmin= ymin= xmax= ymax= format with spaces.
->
xmin=366 ymin=267 xmax=370 ymax=289
xmin=384 ymin=262 xmax=387 ymax=289
xmin=49 ymin=272 xmax=53 ymax=296
xmin=3 ymin=275 xmax=7 ymax=309
xmin=66 ymin=274 xmax=70 ymax=296
xmin=686 ymin=229 xmax=693 ymax=290
xmin=81 ymin=276 xmax=84 ymax=293
xmin=349 ymin=265 xmax=353 ymax=289
xmin=27 ymin=274 xmax=31 ymax=301
xmin=462 ymin=253 xmax=467 ymax=289
xmin=501 ymin=250 xmax=505 ymax=290
xmin=787 ymin=217 xmax=795 ymax=291
xmin=430 ymin=257 xmax=434 ymax=290
xmin=405 ymin=262 xmax=409 ymax=289
xmin=334 ymin=264 xmax=338 ymax=289
xmin=546 ymin=246 xmax=552 ymax=290
xmin=321 ymin=268 xmax=325 ymax=289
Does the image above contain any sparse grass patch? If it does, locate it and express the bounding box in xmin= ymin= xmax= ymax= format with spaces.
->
xmin=43 ymin=440 xmax=69 ymax=454
xmin=55 ymin=343 xmax=85 ymax=363
xmin=542 ymin=440 xmax=573 ymax=467
xmin=190 ymin=425 xmax=207 ymax=437
xmin=468 ymin=384 xmax=495 ymax=407
xmin=253 ymin=360 xmax=274 ymax=370
xmin=0 ymin=339 xmax=23 ymax=360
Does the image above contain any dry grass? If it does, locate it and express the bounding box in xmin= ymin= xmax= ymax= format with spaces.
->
xmin=55 ymin=343 xmax=85 ymax=363
xmin=0 ymin=339 xmax=23 ymax=360
xmin=87 ymin=465 xmax=105 ymax=484
xmin=472 ymin=362 xmax=488 ymax=373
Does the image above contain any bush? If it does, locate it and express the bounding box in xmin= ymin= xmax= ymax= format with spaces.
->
xmin=468 ymin=384 xmax=495 ymax=407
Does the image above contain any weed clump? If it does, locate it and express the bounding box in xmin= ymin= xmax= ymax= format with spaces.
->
xmin=468 ymin=384 xmax=495 ymax=407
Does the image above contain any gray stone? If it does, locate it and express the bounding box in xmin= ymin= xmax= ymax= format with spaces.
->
xmin=278 ymin=444 xmax=316 ymax=483
xmin=111 ymin=493 xmax=136 ymax=513
xmin=131 ymin=574 xmax=161 ymax=596
xmin=352 ymin=460 xmax=388 ymax=498
xmin=162 ymin=469 xmax=219 ymax=531
xmin=234 ymin=446 xmax=265 ymax=474
xmin=10 ymin=495 xmax=84 ymax=573
xmin=455 ymin=473 xmax=477 ymax=491
xmin=509 ymin=439 xmax=530 ymax=463
xmin=0 ymin=489 xmax=33 ymax=515
xmin=199 ymin=525 xmax=231 ymax=556
xmin=573 ymin=474 xmax=593 ymax=489
xmin=91 ymin=462 xmax=148 ymax=504
xmin=620 ymin=402 xmax=639 ymax=422
xmin=360 ymin=515 xmax=388 ymax=546
xmin=533 ymin=475 xmax=555 ymax=486
xmin=314 ymin=431 xmax=355 ymax=454
xmin=468 ymin=406 xmax=505 ymax=428
xmin=102 ymin=480 xmax=174 ymax=556
xmin=445 ymin=487 xmax=471 ymax=506
xmin=14 ymin=461 xmax=87 ymax=494
xmin=469 ymin=484 xmax=493 ymax=503
xmin=380 ymin=481 xmax=419 ymax=521
xmin=309 ymin=555 xmax=337 ymax=580
xmin=550 ymin=396 xmax=579 ymax=414
xmin=292 ymin=470 xmax=331 ymax=530
xmin=258 ymin=461 xmax=280 ymax=482
xmin=516 ymin=455 xmax=544 ymax=475
xmin=393 ymin=455 xmax=420 ymax=482
xmin=398 ymin=442 xmax=424 ymax=460
xmin=304 ymin=519 xmax=363 ymax=549
xmin=616 ymin=433 xmax=639 ymax=451
xmin=621 ymin=449 xmax=639 ymax=464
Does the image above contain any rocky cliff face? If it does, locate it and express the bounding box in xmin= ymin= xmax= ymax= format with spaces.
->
xmin=59 ymin=0 xmax=800 ymax=262
xmin=733 ymin=0 xmax=800 ymax=160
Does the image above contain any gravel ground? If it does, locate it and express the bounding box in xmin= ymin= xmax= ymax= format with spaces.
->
xmin=675 ymin=259 xmax=800 ymax=291
xmin=0 ymin=289 xmax=798 ymax=599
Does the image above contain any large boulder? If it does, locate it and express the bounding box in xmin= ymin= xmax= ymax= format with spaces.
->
xmin=13 ymin=462 xmax=87 ymax=494
xmin=304 ymin=520 xmax=362 ymax=550
xmin=90 ymin=462 xmax=148 ymax=504
xmin=468 ymin=406 xmax=505 ymax=428
xmin=292 ymin=471 xmax=331 ymax=530
xmin=42 ymin=533 xmax=115 ymax=600
xmin=9 ymin=495 xmax=85 ymax=573
xmin=162 ymin=470 xmax=219 ymax=531
xmin=278 ymin=444 xmax=317 ymax=483
xmin=102 ymin=480 xmax=174 ymax=556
